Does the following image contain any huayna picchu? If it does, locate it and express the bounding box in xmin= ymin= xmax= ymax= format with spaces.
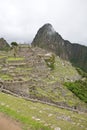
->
xmin=32 ymin=23 xmax=87 ymax=72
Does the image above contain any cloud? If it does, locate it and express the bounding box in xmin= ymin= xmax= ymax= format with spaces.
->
xmin=0 ymin=0 xmax=87 ymax=46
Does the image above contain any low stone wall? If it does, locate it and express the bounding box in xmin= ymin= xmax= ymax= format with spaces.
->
xmin=0 ymin=57 xmax=6 ymax=63
xmin=3 ymin=81 xmax=30 ymax=96
xmin=1 ymin=79 xmax=87 ymax=113
xmin=3 ymin=79 xmax=41 ymax=96
xmin=2 ymin=88 xmax=87 ymax=113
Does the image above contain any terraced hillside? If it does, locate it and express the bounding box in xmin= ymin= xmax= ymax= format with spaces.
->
xmin=0 ymin=45 xmax=87 ymax=112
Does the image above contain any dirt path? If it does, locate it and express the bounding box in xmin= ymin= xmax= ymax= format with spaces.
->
xmin=0 ymin=113 xmax=22 ymax=130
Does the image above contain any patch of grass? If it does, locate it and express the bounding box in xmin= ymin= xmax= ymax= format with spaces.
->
xmin=76 ymin=68 xmax=87 ymax=78
xmin=7 ymin=57 xmax=24 ymax=61
xmin=0 ymin=92 xmax=87 ymax=130
xmin=30 ymin=85 xmax=85 ymax=107
xmin=0 ymin=106 xmax=50 ymax=130
xmin=64 ymin=69 xmax=87 ymax=103
xmin=50 ymin=57 xmax=80 ymax=82
xmin=0 ymin=56 xmax=7 ymax=59
xmin=0 ymin=93 xmax=51 ymax=130
xmin=0 ymin=74 xmax=13 ymax=80
xmin=64 ymin=79 xmax=87 ymax=103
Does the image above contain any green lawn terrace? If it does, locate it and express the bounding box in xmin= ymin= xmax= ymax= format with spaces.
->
xmin=0 ymin=45 xmax=87 ymax=112
xmin=0 ymin=92 xmax=87 ymax=130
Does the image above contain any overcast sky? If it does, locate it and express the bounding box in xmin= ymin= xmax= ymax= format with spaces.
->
xmin=0 ymin=0 xmax=87 ymax=46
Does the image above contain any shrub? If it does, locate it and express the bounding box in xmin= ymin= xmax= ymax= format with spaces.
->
xmin=45 ymin=53 xmax=55 ymax=70
xmin=64 ymin=79 xmax=87 ymax=103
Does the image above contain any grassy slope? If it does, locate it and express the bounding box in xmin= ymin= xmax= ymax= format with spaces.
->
xmin=0 ymin=92 xmax=87 ymax=130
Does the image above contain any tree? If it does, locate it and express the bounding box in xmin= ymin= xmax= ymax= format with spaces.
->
xmin=11 ymin=42 xmax=18 ymax=57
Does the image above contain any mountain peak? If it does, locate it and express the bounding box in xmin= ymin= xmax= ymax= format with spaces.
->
xmin=41 ymin=23 xmax=53 ymax=29
xmin=40 ymin=23 xmax=56 ymax=35
xmin=0 ymin=38 xmax=10 ymax=50
xmin=32 ymin=23 xmax=87 ymax=72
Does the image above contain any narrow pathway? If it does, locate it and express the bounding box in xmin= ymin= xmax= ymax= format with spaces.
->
xmin=0 ymin=113 xmax=22 ymax=130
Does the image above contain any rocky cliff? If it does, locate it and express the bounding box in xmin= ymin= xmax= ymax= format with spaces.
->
xmin=32 ymin=24 xmax=87 ymax=72
xmin=0 ymin=38 xmax=10 ymax=50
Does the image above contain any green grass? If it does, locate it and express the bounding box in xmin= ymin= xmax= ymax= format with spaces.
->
xmin=0 ymin=56 xmax=7 ymax=59
xmin=7 ymin=57 xmax=24 ymax=61
xmin=76 ymin=68 xmax=87 ymax=78
xmin=64 ymin=68 xmax=87 ymax=103
xmin=50 ymin=57 xmax=80 ymax=82
xmin=29 ymin=83 xmax=86 ymax=108
xmin=0 ymin=92 xmax=87 ymax=130
xmin=0 ymin=74 xmax=13 ymax=80
xmin=0 ymin=93 xmax=51 ymax=130
xmin=64 ymin=79 xmax=87 ymax=103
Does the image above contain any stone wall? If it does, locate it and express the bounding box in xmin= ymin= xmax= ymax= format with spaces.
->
xmin=3 ymin=81 xmax=30 ymax=96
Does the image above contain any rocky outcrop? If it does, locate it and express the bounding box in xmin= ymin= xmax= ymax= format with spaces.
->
xmin=32 ymin=23 xmax=87 ymax=72
xmin=0 ymin=38 xmax=10 ymax=50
